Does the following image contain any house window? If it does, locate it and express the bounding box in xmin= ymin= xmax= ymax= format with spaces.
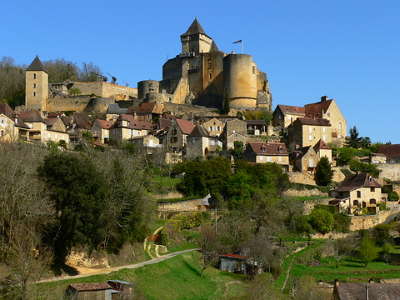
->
xmin=309 ymin=135 xmax=313 ymax=141
xmin=33 ymin=73 xmax=36 ymax=79
xmin=370 ymin=199 xmax=376 ymax=205
xmin=371 ymin=187 xmax=375 ymax=192
xmin=353 ymin=200 xmax=359 ymax=206
xmin=357 ymin=191 xmax=361 ymax=198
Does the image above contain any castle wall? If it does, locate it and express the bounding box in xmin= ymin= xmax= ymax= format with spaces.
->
xmin=46 ymin=96 xmax=92 ymax=112
xmin=71 ymin=81 xmax=137 ymax=100
xmin=223 ymin=54 xmax=258 ymax=109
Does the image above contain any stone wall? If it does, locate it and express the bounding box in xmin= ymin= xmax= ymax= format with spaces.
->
xmin=288 ymin=171 xmax=316 ymax=185
xmin=71 ymin=81 xmax=137 ymax=100
xmin=378 ymin=164 xmax=400 ymax=182
xmin=283 ymin=189 xmax=327 ymax=197
xmin=348 ymin=204 xmax=400 ymax=231
xmin=158 ymin=198 xmax=206 ymax=212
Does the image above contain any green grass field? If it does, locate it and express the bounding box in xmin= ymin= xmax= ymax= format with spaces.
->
xmin=36 ymin=252 xmax=246 ymax=300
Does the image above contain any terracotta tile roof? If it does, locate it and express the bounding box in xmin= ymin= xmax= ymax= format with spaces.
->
xmin=94 ymin=119 xmax=113 ymax=130
xmin=297 ymin=118 xmax=331 ymax=126
xmin=176 ymin=119 xmax=195 ymax=135
xmin=336 ymin=173 xmax=381 ymax=192
xmin=0 ymin=103 xmax=14 ymax=118
xmin=133 ymin=102 xmax=164 ymax=114
xmin=335 ymin=282 xmax=400 ymax=300
xmin=68 ymin=283 xmax=112 ymax=292
xmin=304 ymin=99 xmax=333 ymax=118
xmin=313 ymin=139 xmax=330 ymax=152
xmin=377 ymin=144 xmax=400 ymax=160
xmin=220 ymin=254 xmax=247 ymax=260
xmin=189 ymin=125 xmax=209 ymax=137
xmin=73 ymin=113 xmax=91 ymax=130
xmin=248 ymin=142 xmax=288 ymax=156
xmin=19 ymin=110 xmax=44 ymax=123
xmin=116 ymin=115 xmax=153 ymax=130
xmin=276 ymin=105 xmax=305 ymax=115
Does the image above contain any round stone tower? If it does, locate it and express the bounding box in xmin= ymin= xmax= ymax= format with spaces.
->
xmin=138 ymin=80 xmax=159 ymax=100
xmin=223 ymin=54 xmax=258 ymax=109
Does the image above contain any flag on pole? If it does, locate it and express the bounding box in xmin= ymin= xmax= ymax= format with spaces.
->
xmin=233 ymin=40 xmax=242 ymax=44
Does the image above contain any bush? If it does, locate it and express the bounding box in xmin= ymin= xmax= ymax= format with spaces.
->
xmin=388 ymin=191 xmax=399 ymax=202
xmin=293 ymin=215 xmax=313 ymax=234
xmin=309 ymin=209 xmax=334 ymax=234
xmin=333 ymin=213 xmax=350 ymax=233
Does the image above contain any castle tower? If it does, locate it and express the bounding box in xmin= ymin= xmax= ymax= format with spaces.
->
xmin=180 ymin=18 xmax=213 ymax=55
xmin=25 ymin=56 xmax=48 ymax=111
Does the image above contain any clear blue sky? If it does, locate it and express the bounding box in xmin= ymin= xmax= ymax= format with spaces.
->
xmin=1 ymin=0 xmax=399 ymax=142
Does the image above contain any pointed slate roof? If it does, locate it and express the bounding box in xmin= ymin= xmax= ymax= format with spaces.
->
xmin=27 ymin=56 xmax=46 ymax=72
xmin=182 ymin=18 xmax=206 ymax=36
xmin=189 ymin=125 xmax=209 ymax=137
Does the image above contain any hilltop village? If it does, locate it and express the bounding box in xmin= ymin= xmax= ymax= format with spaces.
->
xmin=3 ymin=18 xmax=400 ymax=300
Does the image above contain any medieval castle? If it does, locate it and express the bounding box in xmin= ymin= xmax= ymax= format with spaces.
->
xmin=24 ymin=18 xmax=272 ymax=113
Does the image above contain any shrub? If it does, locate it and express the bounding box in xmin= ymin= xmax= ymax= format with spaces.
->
xmin=388 ymin=191 xmax=399 ymax=202
xmin=333 ymin=213 xmax=350 ymax=233
xmin=293 ymin=215 xmax=313 ymax=234
xmin=309 ymin=209 xmax=334 ymax=234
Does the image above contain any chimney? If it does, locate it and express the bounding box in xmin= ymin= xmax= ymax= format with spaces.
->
xmin=321 ymin=96 xmax=328 ymax=102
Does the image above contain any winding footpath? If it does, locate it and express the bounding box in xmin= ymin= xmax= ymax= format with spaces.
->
xmin=38 ymin=248 xmax=200 ymax=284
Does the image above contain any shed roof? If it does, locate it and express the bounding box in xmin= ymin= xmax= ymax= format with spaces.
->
xmin=68 ymin=283 xmax=112 ymax=292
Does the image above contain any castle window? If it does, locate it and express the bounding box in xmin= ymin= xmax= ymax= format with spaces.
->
xmin=33 ymin=73 xmax=36 ymax=79
xmin=33 ymin=92 xmax=36 ymax=97
xmin=252 ymin=66 xmax=256 ymax=74
xmin=33 ymin=83 xmax=36 ymax=88
xmin=209 ymin=73 xmax=212 ymax=79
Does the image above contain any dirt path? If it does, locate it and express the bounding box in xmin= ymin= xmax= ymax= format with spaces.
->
xmin=38 ymin=248 xmax=200 ymax=284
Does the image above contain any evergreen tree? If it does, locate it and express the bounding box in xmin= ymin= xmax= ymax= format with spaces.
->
xmin=347 ymin=126 xmax=362 ymax=148
xmin=315 ymin=157 xmax=333 ymax=186
xmin=358 ymin=235 xmax=379 ymax=266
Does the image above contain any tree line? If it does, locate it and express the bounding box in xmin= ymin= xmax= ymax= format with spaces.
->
xmin=0 ymin=56 xmax=102 ymax=107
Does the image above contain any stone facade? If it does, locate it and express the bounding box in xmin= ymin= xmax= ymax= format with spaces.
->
xmin=288 ymin=118 xmax=332 ymax=150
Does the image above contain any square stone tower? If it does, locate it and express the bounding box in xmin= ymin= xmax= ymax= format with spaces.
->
xmin=25 ymin=56 xmax=48 ymax=111
xmin=180 ymin=18 xmax=213 ymax=55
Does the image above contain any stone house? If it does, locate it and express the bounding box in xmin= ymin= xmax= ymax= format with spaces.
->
xmin=130 ymin=135 xmax=162 ymax=154
xmin=304 ymin=96 xmax=347 ymax=145
xmin=272 ymin=104 xmax=305 ymax=129
xmin=287 ymin=117 xmax=332 ymax=151
xmin=41 ymin=129 xmax=70 ymax=144
xmin=244 ymin=142 xmax=289 ymax=170
xmin=223 ymin=119 xmax=247 ymax=150
xmin=65 ymin=112 xmax=92 ymax=142
xmin=377 ymin=144 xmax=400 ymax=164
xmin=186 ymin=125 xmax=222 ymax=159
xmin=0 ymin=103 xmax=17 ymax=142
xmin=44 ymin=117 xmax=67 ymax=132
xmin=202 ymin=117 xmax=225 ymax=137
xmin=131 ymin=102 xmax=164 ymax=122
xmin=219 ymin=254 xmax=262 ymax=275
xmin=105 ymin=103 xmax=128 ymax=121
xmin=292 ymin=139 xmax=333 ymax=172
xmin=110 ymin=114 xmax=153 ymax=143
xmin=91 ymin=119 xmax=113 ymax=144
xmin=65 ymin=280 xmax=133 ymax=300
xmin=164 ymin=118 xmax=195 ymax=153
xmin=17 ymin=110 xmax=47 ymax=142
xmin=371 ymin=153 xmax=387 ymax=164
xmin=246 ymin=120 xmax=268 ymax=136
xmin=330 ymin=173 xmax=383 ymax=215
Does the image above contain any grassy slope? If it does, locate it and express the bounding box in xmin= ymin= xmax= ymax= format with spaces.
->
xmin=36 ymin=252 xmax=246 ymax=300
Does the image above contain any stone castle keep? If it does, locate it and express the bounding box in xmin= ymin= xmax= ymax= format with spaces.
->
xmin=25 ymin=18 xmax=272 ymax=113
